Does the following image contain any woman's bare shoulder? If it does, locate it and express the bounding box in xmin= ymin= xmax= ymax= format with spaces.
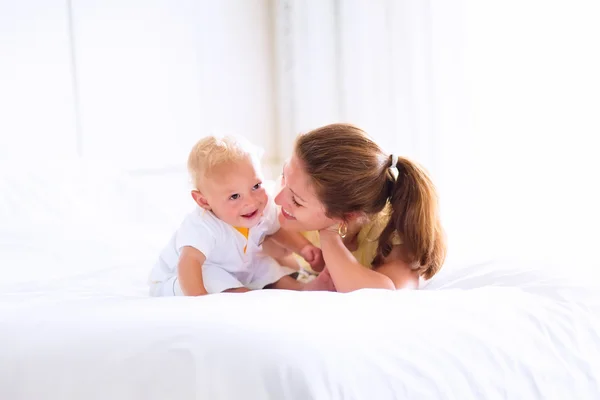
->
xmin=373 ymin=245 xmax=419 ymax=289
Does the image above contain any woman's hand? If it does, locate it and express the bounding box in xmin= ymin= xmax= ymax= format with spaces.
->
xmin=319 ymin=222 xmax=342 ymax=237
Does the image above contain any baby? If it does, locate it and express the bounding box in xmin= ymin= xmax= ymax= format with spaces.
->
xmin=149 ymin=136 xmax=323 ymax=296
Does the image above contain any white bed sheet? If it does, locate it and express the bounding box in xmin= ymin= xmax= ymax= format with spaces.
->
xmin=1 ymin=160 xmax=600 ymax=399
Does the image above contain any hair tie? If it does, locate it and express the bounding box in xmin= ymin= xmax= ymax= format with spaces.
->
xmin=389 ymin=154 xmax=399 ymax=181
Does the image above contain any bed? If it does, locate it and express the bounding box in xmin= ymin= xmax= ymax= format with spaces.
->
xmin=1 ymin=160 xmax=599 ymax=399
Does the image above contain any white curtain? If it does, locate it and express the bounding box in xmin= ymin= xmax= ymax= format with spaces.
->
xmin=273 ymin=0 xmax=600 ymax=268
xmin=272 ymin=0 xmax=471 ymax=261
xmin=272 ymin=0 xmax=440 ymax=169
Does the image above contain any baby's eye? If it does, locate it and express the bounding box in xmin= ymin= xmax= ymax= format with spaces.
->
xmin=229 ymin=194 xmax=240 ymax=200
xmin=253 ymin=183 xmax=262 ymax=190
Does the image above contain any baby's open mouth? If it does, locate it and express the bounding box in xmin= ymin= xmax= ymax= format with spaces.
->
xmin=241 ymin=210 xmax=258 ymax=219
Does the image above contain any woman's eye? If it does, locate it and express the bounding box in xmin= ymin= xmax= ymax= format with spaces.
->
xmin=292 ymin=197 xmax=301 ymax=207
xmin=230 ymin=194 xmax=240 ymax=200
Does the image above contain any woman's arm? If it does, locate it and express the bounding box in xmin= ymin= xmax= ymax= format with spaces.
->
xmin=319 ymin=230 xmax=418 ymax=292
xmin=265 ymin=275 xmax=305 ymax=290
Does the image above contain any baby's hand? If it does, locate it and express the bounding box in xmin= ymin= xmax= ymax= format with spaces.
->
xmin=299 ymin=244 xmax=325 ymax=272
xmin=303 ymin=268 xmax=336 ymax=292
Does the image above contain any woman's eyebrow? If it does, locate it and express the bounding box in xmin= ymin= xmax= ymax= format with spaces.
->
xmin=282 ymin=162 xmax=306 ymax=202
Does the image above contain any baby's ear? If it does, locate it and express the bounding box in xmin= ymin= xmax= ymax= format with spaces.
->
xmin=191 ymin=190 xmax=211 ymax=210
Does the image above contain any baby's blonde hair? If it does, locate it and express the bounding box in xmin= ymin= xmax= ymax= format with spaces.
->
xmin=187 ymin=135 xmax=262 ymax=189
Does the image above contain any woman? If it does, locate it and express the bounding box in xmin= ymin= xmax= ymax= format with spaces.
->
xmin=274 ymin=123 xmax=446 ymax=292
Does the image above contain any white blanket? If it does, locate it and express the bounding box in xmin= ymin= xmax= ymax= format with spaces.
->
xmin=1 ymin=160 xmax=599 ymax=399
xmin=1 ymin=257 xmax=599 ymax=400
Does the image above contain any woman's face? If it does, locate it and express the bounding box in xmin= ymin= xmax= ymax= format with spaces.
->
xmin=274 ymin=153 xmax=337 ymax=232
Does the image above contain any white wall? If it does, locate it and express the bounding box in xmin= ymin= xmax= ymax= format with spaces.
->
xmin=442 ymin=0 xmax=600 ymax=264
xmin=0 ymin=0 xmax=78 ymax=159
xmin=1 ymin=0 xmax=276 ymax=173
xmin=70 ymin=0 xmax=276 ymax=172
xmin=3 ymin=1 xmax=599 ymax=266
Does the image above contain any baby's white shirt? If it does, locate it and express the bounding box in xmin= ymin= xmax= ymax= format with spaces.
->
xmin=149 ymin=198 xmax=280 ymax=285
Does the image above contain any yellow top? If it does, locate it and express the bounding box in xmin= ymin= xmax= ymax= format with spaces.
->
xmin=301 ymin=204 xmax=402 ymax=271
xmin=234 ymin=226 xmax=249 ymax=253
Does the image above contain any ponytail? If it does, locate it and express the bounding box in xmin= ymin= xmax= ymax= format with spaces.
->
xmin=373 ymin=157 xmax=446 ymax=279
xmin=294 ymin=123 xmax=446 ymax=279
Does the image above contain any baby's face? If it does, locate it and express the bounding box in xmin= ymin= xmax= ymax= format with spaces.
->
xmin=200 ymin=157 xmax=268 ymax=228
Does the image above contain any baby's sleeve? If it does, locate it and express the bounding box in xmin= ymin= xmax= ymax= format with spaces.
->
xmin=175 ymin=214 xmax=218 ymax=258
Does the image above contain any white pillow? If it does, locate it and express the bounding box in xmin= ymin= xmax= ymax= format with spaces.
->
xmin=0 ymin=158 xmax=171 ymax=287
xmin=0 ymin=158 xmax=164 ymax=228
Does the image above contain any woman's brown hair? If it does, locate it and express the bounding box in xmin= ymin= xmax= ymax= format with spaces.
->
xmin=295 ymin=123 xmax=446 ymax=279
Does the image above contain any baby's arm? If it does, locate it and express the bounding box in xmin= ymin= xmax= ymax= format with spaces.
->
xmin=179 ymin=247 xmax=251 ymax=295
xmin=177 ymin=246 xmax=208 ymax=296
xmin=269 ymin=228 xmax=309 ymax=253
xmin=268 ymin=228 xmax=325 ymax=272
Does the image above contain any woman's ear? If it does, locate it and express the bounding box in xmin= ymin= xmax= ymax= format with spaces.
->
xmin=191 ymin=190 xmax=211 ymax=210
xmin=344 ymin=211 xmax=367 ymax=224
